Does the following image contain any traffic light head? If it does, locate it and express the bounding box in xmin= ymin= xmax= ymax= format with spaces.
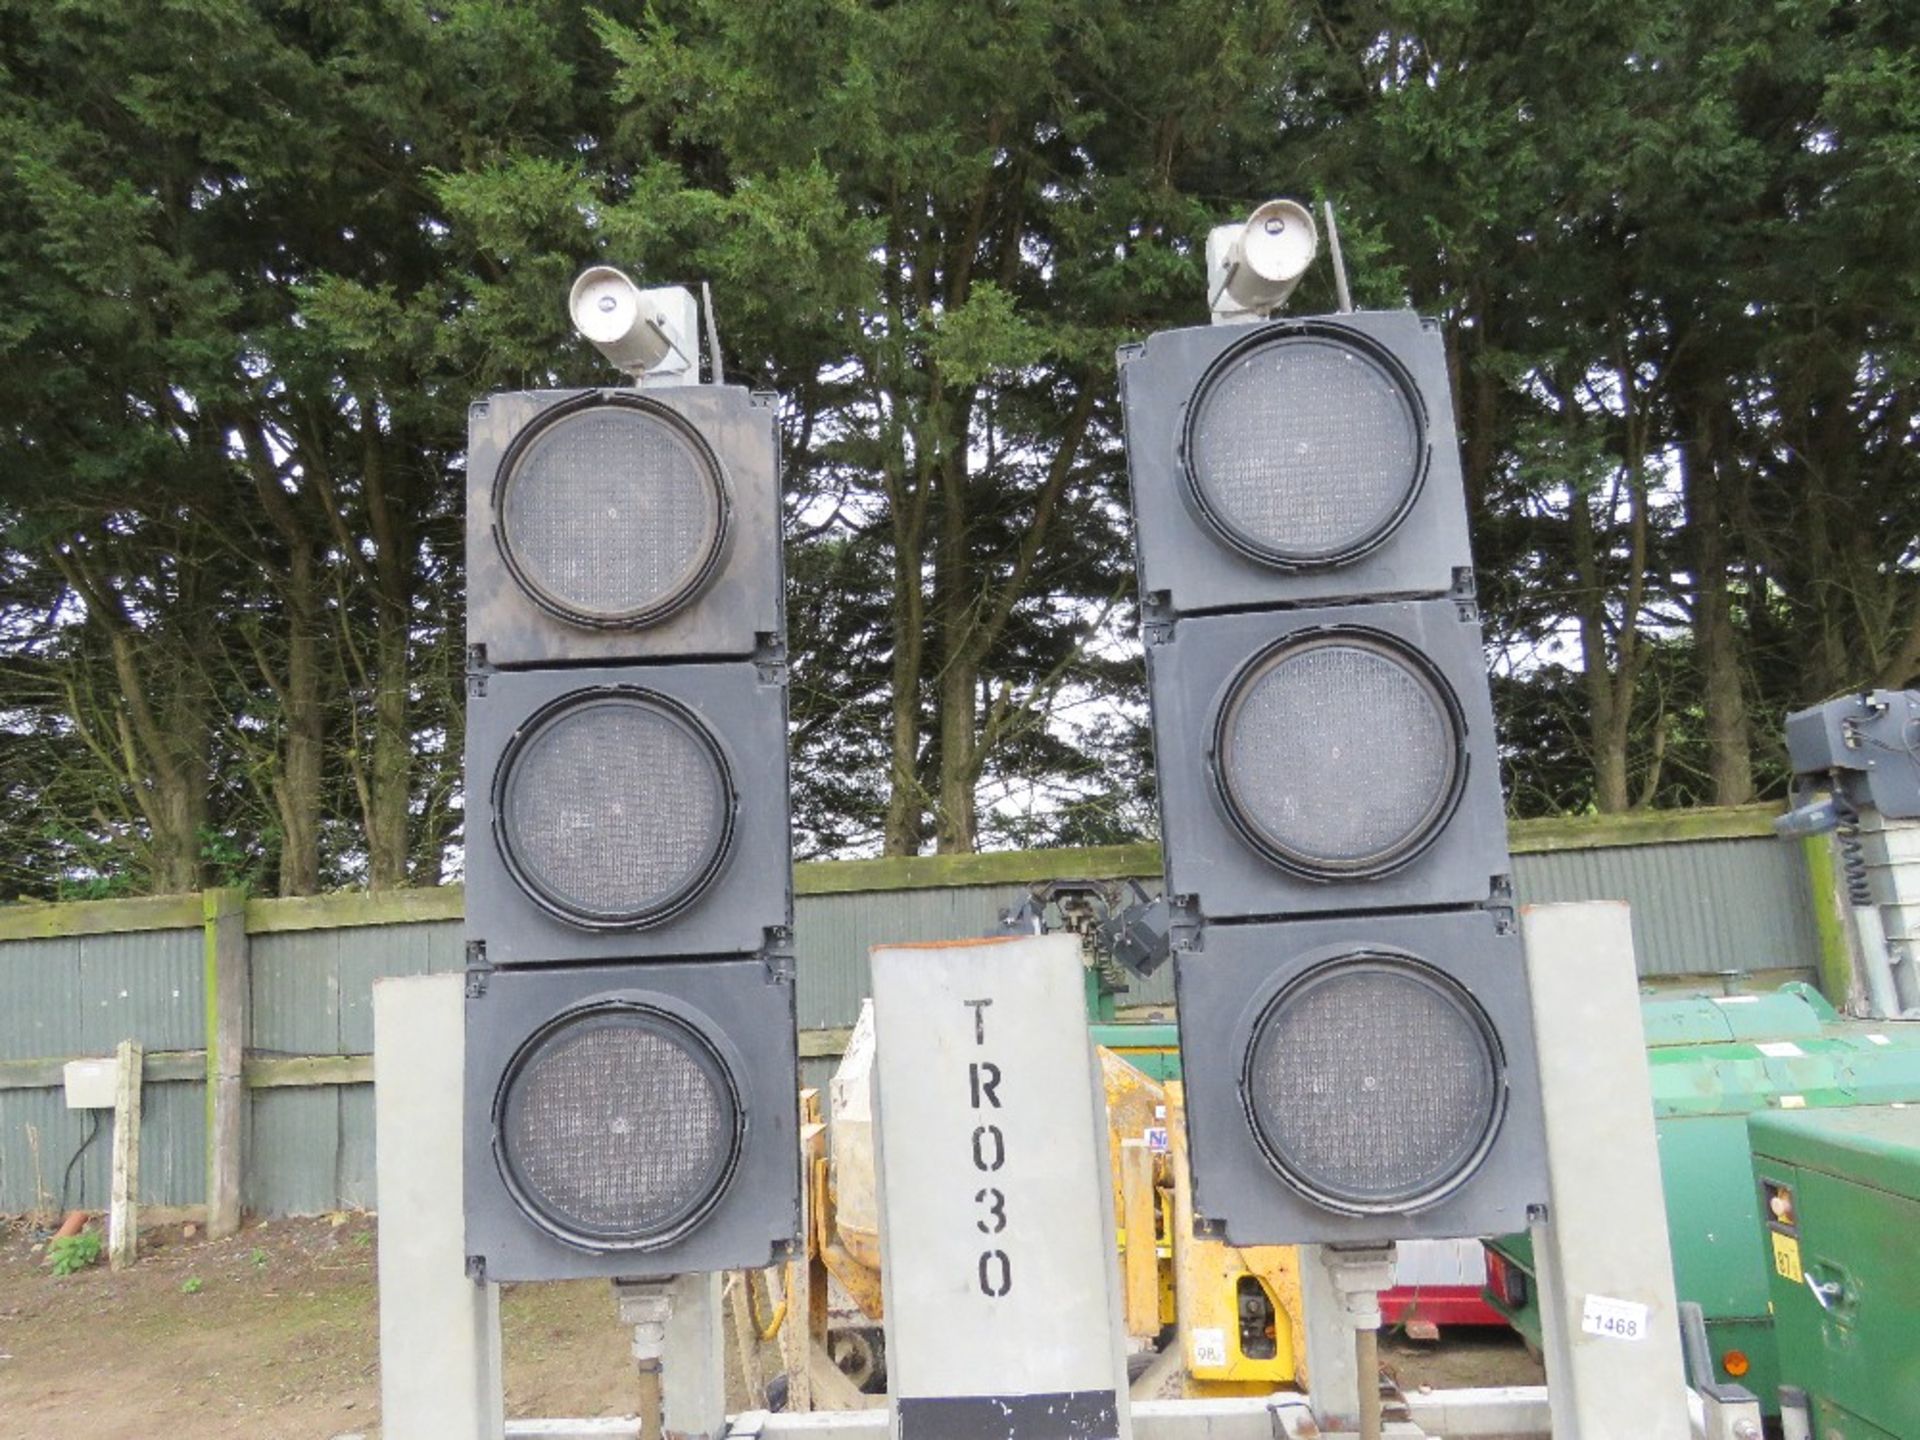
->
xmin=1146 ymin=599 xmax=1510 ymax=923
xmin=466 ymin=387 xmax=783 ymax=668
xmin=463 ymin=351 xmax=798 ymax=1284
xmin=465 ymin=958 xmax=799 ymax=1281
xmin=463 ymin=661 xmax=792 ymax=965
xmin=1120 ymin=311 xmax=1472 ymax=620
xmin=1176 ymin=910 xmax=1543 ymax=1242
xmin=1122 ymin=305 xmax=1547 ymax=1245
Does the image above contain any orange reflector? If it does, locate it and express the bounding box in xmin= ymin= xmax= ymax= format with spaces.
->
xmin=1722 ymin=1350 xmax=1750 ymax=1378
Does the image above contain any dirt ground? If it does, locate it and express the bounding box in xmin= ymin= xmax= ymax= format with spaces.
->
xmin=0 ymin=1215 xmax=1541 ymax=1439
xmin=1381 ymin=1326 xmax=1544 ymax=1392
xmin=0 ymin=1214 xmax=640 ymax=1440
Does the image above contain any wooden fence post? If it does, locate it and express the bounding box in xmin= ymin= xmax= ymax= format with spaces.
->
xmin=203 ymin=887 xmax=250 ymax=1238
xmin=108 ymin=1039 xmax=143 ymax=1269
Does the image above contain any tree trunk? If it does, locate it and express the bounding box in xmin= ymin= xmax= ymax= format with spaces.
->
xmin=130 ymin=670 xmax=210 ymax=895
xmin=1680 ymin=402 xmax=1753 ymax=806
xmin=361 ymin=422 xmax=414 ymax=890
xmin=366 ymin=587 xmax=411 ymax=889
xmin=274 ymin=543 xmax=325 ymax=895
xmin=53 ymin=547 xmax=211 ymax=893
xmin=934 ymin=445 xmax=977 ymax=855
xmin=881 ymin=465 xmax=928 ymax=857
xmin=1569 ymin=474 xmax=1632 ymax=813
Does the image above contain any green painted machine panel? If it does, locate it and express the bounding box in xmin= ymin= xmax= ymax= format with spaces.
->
xmin=1812 ymin=1398 xmax=1902 ymax=1440
xmin=1752 ymin=1107 xmax=1920 ymax=1440
xmin=1750 ymin=1104 xmax=1920 ymax=1198
xmin=1641 ymin=987 xmax=1833 ymax=1048
xmin=1655 ymin=1115 xmax=1772 ymax=1313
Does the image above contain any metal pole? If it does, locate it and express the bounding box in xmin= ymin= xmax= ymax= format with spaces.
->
xmin=373 ymin=973 xmax=505 ymax=1440
xmin=1322 ymin=201 xmax=1354 ymax=313
xmin=1353 ymin=1329 xmax=1381 ymax=1440
xmin=615 ymin=1274 xmax=726 ymax=1440
xmin=637 ymin=1362 xmax=665 ymax=1440
xmin=1316 ymin=1245 xmax=1393 ymax=1438
xmin=1522 ymin=902 xmax=1691 ymax=1439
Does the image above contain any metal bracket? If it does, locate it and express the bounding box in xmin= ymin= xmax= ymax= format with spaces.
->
xmin=1167 ymin=894 xmax=1203 ymax=954
xmin=1097 ymin=893 xmax=1174 ymax=980
xmin=1141 ymin=593 xmax=1175 ymax=646
xmin=1321 ymin=1243 xmax=1397 ymax=1331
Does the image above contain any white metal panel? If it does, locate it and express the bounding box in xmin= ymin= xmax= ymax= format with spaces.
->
xmin=1522 ymin=901 xmax=1691 ymax=1440
xmin=870 ymin=934 xmax=1129 ymax=1440
xmin=373 ymin=973 xmax=504 ymax=1440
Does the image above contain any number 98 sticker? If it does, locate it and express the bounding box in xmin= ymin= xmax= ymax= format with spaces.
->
xmin=1580 ymin=1294 xmax=1650 ymax=1341
xmin=1189 ymin=1328 xmax=1228 ymax=1369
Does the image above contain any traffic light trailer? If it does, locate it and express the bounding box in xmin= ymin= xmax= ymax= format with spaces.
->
xmin=369 ymin=251 xmax=1753 ymax=1440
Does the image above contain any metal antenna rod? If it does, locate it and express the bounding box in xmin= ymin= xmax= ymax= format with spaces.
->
xmin=701 ymin=280 xmax=725 ymax=385
xmin=1323 ymin=201 xmax=1354 ymax=313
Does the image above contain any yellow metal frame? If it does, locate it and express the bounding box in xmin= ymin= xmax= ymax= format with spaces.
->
xmin=1164 ymin=1081 xmax=1304 ymax=1393
xmin=803 ymin=1058 xmax=1305 ymax=1395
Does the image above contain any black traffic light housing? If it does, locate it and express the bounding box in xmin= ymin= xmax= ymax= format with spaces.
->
xmin=1174 ymin=911 xmax=1544 ymax=1244
xmin=464 ymin=662 xmax=793 ymax=966
xmin=1121 ymin=307 xmax=1546 ymax=1244
xmin=464 ymin=959 xmax=799 ymax=1281
xmin=1121 ymin=311 xmax=1473 ymax=621
xmin=466 ymin=387 xmax=784 ymax=669
xmin=1147 ymin=599 xmax=1510 ymax=924
xmin=463 ymin=372 xmax=799 ymax=1283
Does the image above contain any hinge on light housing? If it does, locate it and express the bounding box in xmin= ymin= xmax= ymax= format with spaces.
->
xmin=763 ymin=936 xmax=796 ymax=983
xmin=1142 ymin=593 xmax=1175 ymax=646
xmin=1168 ymin=894 xmax=1204 ymax=954
xmin=755 ymin=634 xmax=788 ymax=684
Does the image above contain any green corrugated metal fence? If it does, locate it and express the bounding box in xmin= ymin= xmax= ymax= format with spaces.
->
xmin=0 ymin=805 xmax=1839 ymax=1217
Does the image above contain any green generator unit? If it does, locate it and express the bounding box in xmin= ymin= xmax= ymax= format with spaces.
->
xmin=1483 ymin=984 xmax=1920 ymax=1413
xmin=1750 ymin=1106 xmax=1920 ymax=1439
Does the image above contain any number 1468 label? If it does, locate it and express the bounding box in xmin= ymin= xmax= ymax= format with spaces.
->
xmin=1580 ymin=1294 xmax=1650 ymax=1341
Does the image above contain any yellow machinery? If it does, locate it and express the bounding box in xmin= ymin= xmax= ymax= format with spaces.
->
xmin=800 ymin=1014 xmax=1305 ymax=1395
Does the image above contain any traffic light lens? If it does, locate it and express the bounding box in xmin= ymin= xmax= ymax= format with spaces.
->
xmin=1187 ymin=334 xmax=1422 ymax=566
xmin=498 ymin=402 xmax=727 ymax=627
xmin=1217 ymin=632 xmax=1464 ymax=876
xmin=1244 ymin=956 xmax=1503 ymax=1212
xmin=496 ymin=690 xmax=733 ymax=927
xmin=497 ymin=1004 xmax=742 ymax=1248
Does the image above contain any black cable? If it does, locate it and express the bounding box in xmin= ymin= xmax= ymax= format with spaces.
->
xmin=1832 ymin=782 xmax=1874 ymax=908
xmin=60 ymin=1110 xmax=102 ymax=1214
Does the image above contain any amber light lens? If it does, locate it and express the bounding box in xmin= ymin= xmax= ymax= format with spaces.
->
xmin=1721 ymin=1350 xmax=1750 ymax=1378
xmin=1215 ymin=631 xmax=1466 ymax=878
xmin=494 ymin=689 xmax=734 ymax=929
